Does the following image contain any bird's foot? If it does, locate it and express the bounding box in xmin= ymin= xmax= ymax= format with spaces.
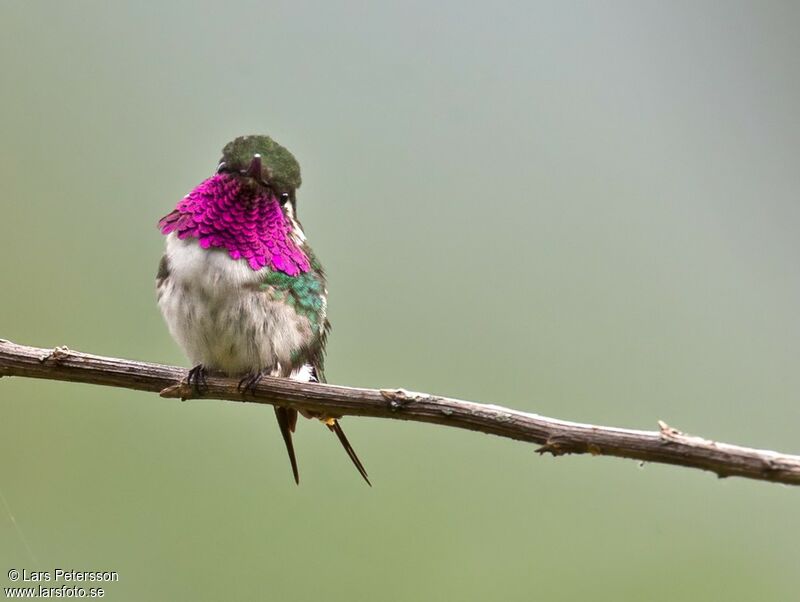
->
xmin=186 ymin=364 xmax=209 ymax=396
xmin=237 ymin=371 xmax=264 ymax=396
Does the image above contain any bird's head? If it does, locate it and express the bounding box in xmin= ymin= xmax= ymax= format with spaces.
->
xmin=217 ymin=135 xmax=301 ymax=206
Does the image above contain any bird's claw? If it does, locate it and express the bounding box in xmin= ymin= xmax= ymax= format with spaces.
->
xmin=186 ymin=364 xmax=209 ymax=396
xmin=237 ymin=371 xmax=264 ymax=395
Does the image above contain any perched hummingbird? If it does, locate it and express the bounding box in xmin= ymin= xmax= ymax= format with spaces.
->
xmin=156 ymin=135 xmax=369 ymax=485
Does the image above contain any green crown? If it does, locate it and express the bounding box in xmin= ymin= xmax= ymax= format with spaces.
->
xmin=220 ymin=135 xmax=302 ymax=191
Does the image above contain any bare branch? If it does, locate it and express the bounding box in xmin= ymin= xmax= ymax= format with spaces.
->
xmin=1 ymin=338 xmax=798 ymax=486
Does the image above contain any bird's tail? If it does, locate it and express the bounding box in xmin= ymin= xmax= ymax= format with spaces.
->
xmin=326 ymin=419 xmax=371 ymax=486
xmin=274 ymin=406 xmax=300 ymax=484
xmin=274 ymin=408 xmax=370 ymax=486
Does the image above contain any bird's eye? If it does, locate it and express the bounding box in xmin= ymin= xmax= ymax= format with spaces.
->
xmin=279 ymin=193 xmax=290 ymax=205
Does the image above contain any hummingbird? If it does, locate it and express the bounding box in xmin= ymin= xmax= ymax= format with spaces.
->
xmin=156 ymin=134 xmax=369 ymax=485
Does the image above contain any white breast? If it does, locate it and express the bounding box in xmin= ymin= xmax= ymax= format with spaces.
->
xmin=157 ymin=233 xmax=314 ymax=376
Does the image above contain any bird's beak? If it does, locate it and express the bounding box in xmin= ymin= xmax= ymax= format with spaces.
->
xmin=245 ymin=154 xmax=262 ymax=179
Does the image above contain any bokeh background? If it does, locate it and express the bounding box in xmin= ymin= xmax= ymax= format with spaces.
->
xmin=1 ymin=1 xmax=799 ymax=600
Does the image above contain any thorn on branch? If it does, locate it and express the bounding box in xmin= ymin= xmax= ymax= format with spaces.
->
xmin=159 ymin=383 xmax=192 ymax=400
xmin=380 ymin=388 xmax=427 ymax=412
xmin=536 ymin=437 xmax=567 ymax=456
xmin=39 ymin=346 xmax=71 ymax=364
xmin=658 ymin=420 xmax=720 ymax=450
xmin=658 ymin=419 xmax=681 ymax=440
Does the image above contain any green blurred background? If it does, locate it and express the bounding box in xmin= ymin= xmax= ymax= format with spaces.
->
xmin=1 ymin=1 xmax=798 ymax=600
